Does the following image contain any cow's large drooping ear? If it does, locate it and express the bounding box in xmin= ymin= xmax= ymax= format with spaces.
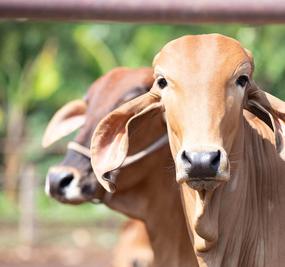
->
xmin=244 ymin=83 xmax=285 ymax=153
xmin=42 ymin=100 xmax=87 ymax=148
xmin=90 ymin=92 xmax=163 ymax=192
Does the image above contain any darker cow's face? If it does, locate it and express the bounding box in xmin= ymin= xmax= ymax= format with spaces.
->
xmin=44 ymin=67 xmax=154 ymax=204
xmin=46 ymin=150 xmax=100 ymax=204
xmin=152 ymin=34 xmax=253 ymax=192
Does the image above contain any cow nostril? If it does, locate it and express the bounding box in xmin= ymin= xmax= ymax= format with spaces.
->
xmin=210 ymin=150 xmax=221 ymax=167
xmin=181 ymin=150 xmax=192 ymax=164
xmin=59 ymin=174 xmax=74 ymax=189
xmin=210 ymin=150 xmax=221 ymax=171
xmin=81 ymin=184 xmax=93 ymax=195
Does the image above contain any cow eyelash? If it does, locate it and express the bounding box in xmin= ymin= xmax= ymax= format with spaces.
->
xmin=157 ymin=77 xmax=168 ymax=89
xmin=236 ymin=75 xmax=249 ymax=88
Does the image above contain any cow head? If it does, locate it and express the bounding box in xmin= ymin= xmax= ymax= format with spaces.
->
xmin=152 ymin=34 xmax=285 ymax=194
xmin=43 ymin=67 xmax=154 ymax=204
xmin=153 ymin=34 xmax=254 ymax=192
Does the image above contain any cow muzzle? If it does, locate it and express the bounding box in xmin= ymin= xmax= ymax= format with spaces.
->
xmin=46 ymin=166 xmax=96 ymax=204
xmin=176 ymin=145 xmax=230 ymax=191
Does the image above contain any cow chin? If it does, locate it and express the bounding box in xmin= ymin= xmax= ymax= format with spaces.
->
xmin=51 ymin=186 xmax=97 ymax=205
xmin=186 ymin=173 xmax=230 ymax=192
xmin=186 ymin=179 xmax=222 ymax=192
xmin=58 ymin=196 xmax=86 ymax=205
xmin=185 ymin=171 xmax=230 ymax=197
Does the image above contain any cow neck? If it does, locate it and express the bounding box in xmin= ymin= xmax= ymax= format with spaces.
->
xmin=104 ymin=146 xmax=198 ymax=267
xmin=226 ymin=116 xmax=284 ymax=267
xmin=212 ymin=116 xmax=284 ymax=267
xmin=182 ymin=114 xmax=285 ymax=267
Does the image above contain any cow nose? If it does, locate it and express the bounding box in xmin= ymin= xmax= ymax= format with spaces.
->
xmin=181 ymin=150 xmax=221 ymax=178
xmin=47 ymin=171 xmax=74 ymax=196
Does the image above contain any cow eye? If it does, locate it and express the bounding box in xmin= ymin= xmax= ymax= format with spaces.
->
xmin=236 ymin=75 xmax=249 ymax=87
xmin=157 ymin=77 xmax=168 ymax=89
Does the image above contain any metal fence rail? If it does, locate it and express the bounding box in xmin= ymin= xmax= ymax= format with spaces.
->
xmin=1 ymin=0 xmax=285 ymax=24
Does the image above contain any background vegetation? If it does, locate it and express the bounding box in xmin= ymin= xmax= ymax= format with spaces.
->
xmin=0 ymin=22 xmax=285 ymax=251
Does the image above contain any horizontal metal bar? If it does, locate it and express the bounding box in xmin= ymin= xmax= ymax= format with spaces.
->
xmin=0 ymin=0 xmax=285 ymax=24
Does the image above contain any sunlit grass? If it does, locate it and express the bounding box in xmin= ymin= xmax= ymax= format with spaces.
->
xmin=0 ymin=190 xmax=126 ymax=224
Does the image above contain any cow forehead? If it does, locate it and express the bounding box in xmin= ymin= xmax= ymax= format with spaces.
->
xmin=87 ymin=67 xmax=153 ymax=99
xmin=153 ymin=34 xmax=252 ymax=82
xmin=84 ymin=67 xmax=154 ymax=115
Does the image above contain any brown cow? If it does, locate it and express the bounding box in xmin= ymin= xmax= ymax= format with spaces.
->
xmin=43 ymin=67 xmax=197 ymax=267
xmin=90 ymin=34 xmax=285 ymax=267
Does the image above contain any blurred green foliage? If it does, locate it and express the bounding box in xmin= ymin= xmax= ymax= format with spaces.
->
xmin=1 ymin=21 xmax=285 ymax=221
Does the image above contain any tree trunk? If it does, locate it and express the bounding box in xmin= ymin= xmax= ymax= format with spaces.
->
xmin=3 ymin=104 xmax=25 ymax=202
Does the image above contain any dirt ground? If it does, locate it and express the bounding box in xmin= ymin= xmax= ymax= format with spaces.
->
xmin=0 ymin=222 xmax=121 ymax=267
xmin=0 ymin=246 xmax=111 ymax=267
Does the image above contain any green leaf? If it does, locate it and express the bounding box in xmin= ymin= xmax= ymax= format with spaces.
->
xmin=32 ymin=40 xmax=60 ymax=100
xmin=73 ymin=26 xmax=118 ymax=73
